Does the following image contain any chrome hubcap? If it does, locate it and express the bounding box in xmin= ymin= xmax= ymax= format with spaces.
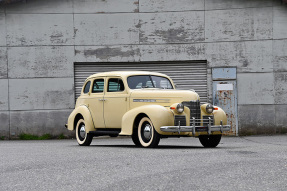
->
xmin=79 ymin=125 xmax=86 ymax=139
xmin=143 ymin=124 xmax=152 ymax=140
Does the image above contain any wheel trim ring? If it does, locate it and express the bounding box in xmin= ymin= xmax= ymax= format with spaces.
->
xmin=76 ymin=119 xmax=87 ymax=144
xmin=79 ymin=124 xmax=86 ymax=140
xmin=143 ymin=123 xmax=152 ymax=141
xmin=138 ymin=118 xmax=154 ymax=147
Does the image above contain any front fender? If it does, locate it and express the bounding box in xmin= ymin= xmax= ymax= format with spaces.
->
xmin=120 ymin=105 xmax=174 ymax=135
xmin=213 ymin=106 xmax=228 ymax=125
xmin=201 ymin=103 xmax=228 ymax=125
xmin=67 ymin=105 xmax=95 ymax=132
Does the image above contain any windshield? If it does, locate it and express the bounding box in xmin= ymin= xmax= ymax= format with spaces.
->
xmin=127 ymin=75 xmax=174 ymax=89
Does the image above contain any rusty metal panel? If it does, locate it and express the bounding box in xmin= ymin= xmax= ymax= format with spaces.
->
xmin=74 ymin=62 xmax=208 ymax=102
xmin=212 ymin=68 xmax=236 ymax=81
xmin=213 ymin=80 xmax=238 ymax=136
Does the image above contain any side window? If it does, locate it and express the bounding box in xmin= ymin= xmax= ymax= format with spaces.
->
xmin=108 ymin=78 xmax=125 ymax=92
xmin=83 ymin=81 xmax=91 ymax=94
xmin=92 ymin=79 xmax=104 ymax=93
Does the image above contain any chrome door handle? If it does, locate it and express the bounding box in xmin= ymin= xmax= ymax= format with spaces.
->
xmin=99 ymin=99 xmax=106 ymax=101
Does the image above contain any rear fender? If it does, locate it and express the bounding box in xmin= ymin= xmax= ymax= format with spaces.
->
xmin=67 ymin=105 xmax=95 ymax=132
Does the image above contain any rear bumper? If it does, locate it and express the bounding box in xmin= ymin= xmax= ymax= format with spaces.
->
xmin=160 ymin=120 xmax=230 ymax=135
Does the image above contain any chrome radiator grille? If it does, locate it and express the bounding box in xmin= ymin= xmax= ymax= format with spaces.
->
xmin=182 ymin=100 xmax=201 ymax=126
xmin=174 ymin=116 xmax=186 ymax=126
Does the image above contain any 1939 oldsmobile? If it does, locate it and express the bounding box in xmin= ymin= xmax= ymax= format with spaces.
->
xmin=65 ymin=71 xmax=230 ymax=148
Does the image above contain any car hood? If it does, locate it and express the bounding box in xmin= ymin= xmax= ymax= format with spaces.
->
xmin=129 ymin=89 xmax=199 ymax=106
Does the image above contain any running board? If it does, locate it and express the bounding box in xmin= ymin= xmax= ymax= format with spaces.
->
xmin=89 ymin=129 xmax=120 ymax=136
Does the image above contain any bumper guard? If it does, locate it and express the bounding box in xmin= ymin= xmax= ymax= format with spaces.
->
xmin=160 ymin=117 xmax=231 ymax=135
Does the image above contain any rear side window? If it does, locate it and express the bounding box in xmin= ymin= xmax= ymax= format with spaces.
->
xmin=108 ymin=78 xmax=124 ymax=92
xmin=92 ymin=79 xmax=104 ymax=93
xmin=83 ymin=81 xmax=91 ymax=94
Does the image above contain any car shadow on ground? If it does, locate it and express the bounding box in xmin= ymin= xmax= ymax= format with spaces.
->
xmin=69 ymin=144 xmax=228 ymax=149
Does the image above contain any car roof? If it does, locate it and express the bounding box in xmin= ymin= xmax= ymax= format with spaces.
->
xmin=87 ymin=71 xmax=169 ymax=79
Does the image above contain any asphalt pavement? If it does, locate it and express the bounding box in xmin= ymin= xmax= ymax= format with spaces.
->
xmin=0 ymin=136 xmax=287 ymax=191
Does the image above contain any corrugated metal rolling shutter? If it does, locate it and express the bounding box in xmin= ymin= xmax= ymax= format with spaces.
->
xmin=74 ymin=62 xmax=208 ymax=102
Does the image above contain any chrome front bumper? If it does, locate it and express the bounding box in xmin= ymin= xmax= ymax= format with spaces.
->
xmin=160 ymin=117 xmax=231 ymax=135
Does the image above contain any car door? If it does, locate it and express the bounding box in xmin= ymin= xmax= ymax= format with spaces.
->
xmin=103 ymin=77 xmax=128 ymax=128
xmin=84 ymin=77 xmax=106 ymax=128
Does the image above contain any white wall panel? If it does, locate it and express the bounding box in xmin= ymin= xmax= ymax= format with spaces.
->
xmin=6 ymin=14 xmax=74 ymax=46
xmin=74 ymin=14 xmax=139 ymax=46
xmin=206 ymin=8 xmax=272 ymax=42
xmin=8 ymin=46 xmax=74 ymax=78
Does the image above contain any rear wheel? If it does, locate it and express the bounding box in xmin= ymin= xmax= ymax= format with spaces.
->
xmin=138 ymin=117 xmax=160 ymax=148
xmin=199 ymin=135 xmax=222 ymax=148
xmin=76 ymin=119 xmax=93 ymax=146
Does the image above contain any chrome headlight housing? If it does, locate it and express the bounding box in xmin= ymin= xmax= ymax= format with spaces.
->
xmin=176 ymin=103 xmax=184 ymax=113
xmin=206 ymin=104 xmax=214 ymax=114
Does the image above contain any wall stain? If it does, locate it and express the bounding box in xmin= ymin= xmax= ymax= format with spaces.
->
xmin=75 ymin=49 xmax=81 ymax=55
xmin=84 ymin=47 xmax=139 ymax=60
xmin=142 ymin=28 xmax=203 ymax=43
xmin=242 ymin=60 xmax=249 ymax=67
xmin=50 ymin=33 xmax=64 ymax=43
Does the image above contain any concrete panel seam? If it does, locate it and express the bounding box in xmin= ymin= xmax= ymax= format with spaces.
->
xmin=3 ymin=39 xmax=280 ymax=48
xmin=138 ymin=9 xmax=205 ymax=13
xmin=238 ymin=104 xmax=276 ymax=106
xmin=10 ymin=109 xmax=73 ymax=112
xmin=205 ymin=6 xmax=274 ymax=12
xmin=7 ymin=77 xmax=74 ymax=80
xmin=4 ymin=12 xmax=10 ymax=139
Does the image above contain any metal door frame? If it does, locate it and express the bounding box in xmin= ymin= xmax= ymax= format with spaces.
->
xmin=212 ymin=68 xmax=238 ymax=136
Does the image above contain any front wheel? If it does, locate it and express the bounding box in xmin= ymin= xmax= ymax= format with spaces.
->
xmin=138 ymin=117 xmax=160 ymax=148
xmin=76 ymin=119 xmax=93 ymax=146
xmin=199 ymin=135 xmax=222 ymax=148
xmin=131 ymin=129 xmax=141 ymax=146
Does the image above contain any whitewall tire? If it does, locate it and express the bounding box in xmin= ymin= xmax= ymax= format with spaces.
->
xmin=138 ymin=117 xmax=160 ymax=148
xmin=76 ymin=119 xmax=93 ymax=146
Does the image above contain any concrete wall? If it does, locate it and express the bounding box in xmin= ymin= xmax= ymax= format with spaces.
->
xmin=0 ymin=0 xmax=287 ymax=138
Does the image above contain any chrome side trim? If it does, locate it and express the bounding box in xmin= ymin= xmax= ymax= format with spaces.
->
xmin=133 ymin=99 xmax=170 ymax=103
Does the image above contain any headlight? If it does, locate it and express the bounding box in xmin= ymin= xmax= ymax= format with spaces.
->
xmin=206 ymin=104 xmax=214 ymax=114
xmin=176 ymin=103 xmax=184 ymax=113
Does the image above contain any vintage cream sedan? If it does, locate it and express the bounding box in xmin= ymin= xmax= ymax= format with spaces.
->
xmin=66 ymin=71 xmax=230 ymax=148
